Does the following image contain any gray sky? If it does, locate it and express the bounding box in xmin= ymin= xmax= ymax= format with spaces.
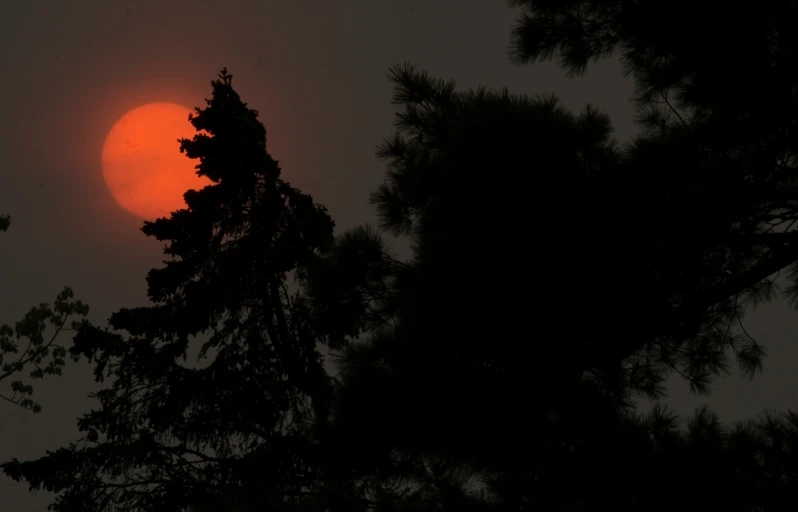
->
xmin=0 ymin=1 xmax=794 ymax=510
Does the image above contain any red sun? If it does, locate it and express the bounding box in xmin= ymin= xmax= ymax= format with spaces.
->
xmin=101 ymin=102 xmax=212 ymax=220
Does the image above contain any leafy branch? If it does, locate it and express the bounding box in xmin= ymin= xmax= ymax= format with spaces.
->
xmin=1 ymin=213 xmax=90 ymax=412
xmin=0 ymin=287 xmax=89 ymax=413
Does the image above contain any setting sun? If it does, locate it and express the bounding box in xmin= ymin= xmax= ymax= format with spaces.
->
xmin=101 ymin=102 xmax=212 ymax=220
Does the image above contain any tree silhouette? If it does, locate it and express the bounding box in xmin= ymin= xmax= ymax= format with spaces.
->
xmin=4 ymin=3 xmax=798 ymax=506
xmin=499 ymin=3 xmax=798 ymax=504
xmin=1 ymin=69 xmax=354 ymax=512
xmin=302 ymin=58 xmax=798 ymax=508
xmin=0 ymin=214 xmax=89 ymax=413
xmin=508 ymin=0 xmax=798 ymax=316
xmin=301 ymin=3 xmax=798 ymax=507
xmin=296 ymin=63 xmax=641 ymax=509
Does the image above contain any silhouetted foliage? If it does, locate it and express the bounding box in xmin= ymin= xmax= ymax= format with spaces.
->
xmin=485 ymin=4 xmax=798 ymax=504
xmin=1 ymin=70 xmax=353 ymax=512
xmin=303 ymin=51 xmax=798 ymax=507
xmin=6 ymin=2 xmax=798 ymax=507
xmin=508 ymin=0 xmax=798 ymax=319
xmin=308 ymin=63 xmax=631 ymax=508
xmin=298 ymin=2 xmax=798 ymax=507
xmin=0 ymin=215 xmax=89 ymax=413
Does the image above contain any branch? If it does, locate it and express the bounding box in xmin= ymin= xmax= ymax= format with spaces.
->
xmin=0 ymin=391 xmax=22 ymax=406
xmin=0 ymin=311 xmax=70 ymax=382
xmin=281 ymin=282 xmax=298 ymax=338
xmin=698 ymin=242 xmax=798 ymax=310
xmin=660 ymin=91 xmax=687 ymax=126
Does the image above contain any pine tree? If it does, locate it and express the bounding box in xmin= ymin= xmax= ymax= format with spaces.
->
xmin=509 ymin=0 xmax=798 ymax=322
xmin=305 ymin=58 xmax=798 ymax=508
xmin=2 ymin=69 xmax=347 ymax=512
xmin=301 ymin=63 xmax=639 ymax=509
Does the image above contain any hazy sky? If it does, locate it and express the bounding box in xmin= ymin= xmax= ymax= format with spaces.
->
xmin=0 ymin=1 xmax=795 ymax=510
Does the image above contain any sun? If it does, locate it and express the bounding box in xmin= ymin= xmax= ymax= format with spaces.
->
xmin=101 ymin=102 xmax=212 ymax=220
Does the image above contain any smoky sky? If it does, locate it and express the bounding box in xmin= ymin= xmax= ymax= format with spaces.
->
xmin=0 ymin=1 xmax=794 ymax=510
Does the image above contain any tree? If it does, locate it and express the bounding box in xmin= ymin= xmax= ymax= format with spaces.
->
xmin=298 ymin=63 xmax=643 ymax=509
xmin=303 ymin=57 xmax=798 ymax=508
xmin=508 ymin=0 xmax=798 ymax=323
xmin=297 ymin=2 xmax=798 ymax=506
xmin=6 ymin=3 xmax=798 ymax=506
xmin=0 ymin=214 xmax=89 ymax=414
xmin=1 ymin=69 xmax=355 ymax=512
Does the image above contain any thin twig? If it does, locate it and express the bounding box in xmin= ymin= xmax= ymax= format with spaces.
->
xmin=661 ymin=91 xmax=687 ymax=126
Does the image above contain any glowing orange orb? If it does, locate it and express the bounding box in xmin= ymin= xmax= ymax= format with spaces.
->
xmin=101 ymin=102 xmax=212 ymax=220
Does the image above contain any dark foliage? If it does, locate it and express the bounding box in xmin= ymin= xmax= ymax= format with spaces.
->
xmin=291 ymin=2 xmax=798 ymax=508
xmin=306 ymin=2 xmax=798 ymax=502
xmin=0 ymin=215 xmax=89 ymax=414
xmin=5 ymin=2 xmax=798 ymax=508
xmin=2 ymin=69 xmax=347 ymax=512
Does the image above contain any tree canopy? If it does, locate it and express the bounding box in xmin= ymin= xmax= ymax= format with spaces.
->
xmin=305 ymin=60 xmax=798 ymax=509
xmin=5 ymin=2 xmax=798 ymax=509
xmin=2 ymin=69 xmax=350 ymax=511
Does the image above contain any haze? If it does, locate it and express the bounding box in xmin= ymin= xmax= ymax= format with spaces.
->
xmin=1 ymin=1 xmax=796 ymax=510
